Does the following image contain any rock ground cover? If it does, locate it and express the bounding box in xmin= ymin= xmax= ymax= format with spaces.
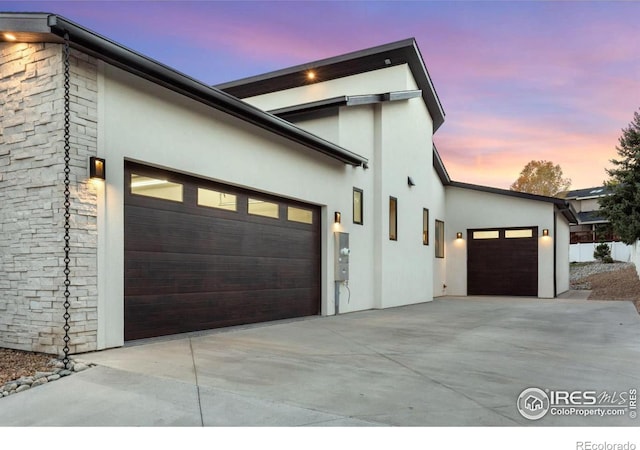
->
xmin=570 ymin=261 xmax=640 ymax=313
xmin=0 ymin=348 xmax=93 ymax=398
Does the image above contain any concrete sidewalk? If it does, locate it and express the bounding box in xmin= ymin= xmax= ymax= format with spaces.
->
xmin=1 ymin=296 xmax=639 ymax=426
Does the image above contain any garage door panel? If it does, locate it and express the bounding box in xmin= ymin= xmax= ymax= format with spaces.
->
xmin=467 ymin=227 xmax=538 ymax=296
xmin=125 ymin=252 xmax=318 ymax=295
xmin=124 ymin=163 xmax=320 ymax=341
xmin=125 ymin=205 xmax=317 ymax=260
xmin=124 ymin=288 xmax=318 ymax=341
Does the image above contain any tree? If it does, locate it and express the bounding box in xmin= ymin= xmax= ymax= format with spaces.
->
xmin=593 ymin=243 xmax=613 ymax=263
xmin=510 ymin=160 xmax=571 ymax=197
xmin=598 ymin=108 xmax=640 ymax=245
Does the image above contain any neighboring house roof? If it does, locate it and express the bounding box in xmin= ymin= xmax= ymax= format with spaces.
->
xmin=563 ymin=186 xmax=611 ymax=200
xmin=0 ymin=12 xmax=368 ymax=167
xmin=447 ymin=181 xmax=578 ymax=224
xmin=216 ymin=38 xmax=446 ymax=132
xmin=576 ymin=211 xmax=607 ymax=225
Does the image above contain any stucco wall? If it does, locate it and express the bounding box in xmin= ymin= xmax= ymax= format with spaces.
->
xmin=245 ymin=64 xmax=411 ymax=111
xmin=430 ymin=167 xmax=447 ymax=297
xmin=0 ymin=42 xmax=99 ymax=354
xmin=445 ymin=186 xmax=556 ymax=298
xmin=96 ymin=61 xmax=441 ymax=347
xmin=555 ymin=213 xmax=571 ymax=294
xmin=255 ymin=64 xmax=439 ymax=310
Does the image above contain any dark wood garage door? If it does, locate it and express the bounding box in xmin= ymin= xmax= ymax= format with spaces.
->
xmin=467 ymin=227 xmax=538 ymax=296
xmin=124 ymin=162 xmax=321 ymax=341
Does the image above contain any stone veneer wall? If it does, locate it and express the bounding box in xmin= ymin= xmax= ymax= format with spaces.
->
xmin=0 ymin=42 xmax=99 ymax=355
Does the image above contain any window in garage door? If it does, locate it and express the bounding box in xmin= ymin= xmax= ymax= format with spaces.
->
xmin=131 ymin=174 xmax=183 ymax=202
xmin=197 ymin=188 xmax=237 ymax=211
xmin=248 ymin=198 xmax=280 ymax=218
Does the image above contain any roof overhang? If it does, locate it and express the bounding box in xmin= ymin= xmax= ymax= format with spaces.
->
xmin=269 ymin=89 xmax=422 ymax=122
xmin=216 ymin=38 xmax=446 ymax=132
xmin=0 ymin=13 xmax=367 ymax=167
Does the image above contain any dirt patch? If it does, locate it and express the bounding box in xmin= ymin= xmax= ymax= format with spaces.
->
xmin=578 ymin=266 xmax=640 ymax=313
xmin=0 ymin=348 xmax=52 ymax=386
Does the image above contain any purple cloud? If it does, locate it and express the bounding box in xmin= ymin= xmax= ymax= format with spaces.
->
xmin=1 ymin=0 xmax=637 ymax=190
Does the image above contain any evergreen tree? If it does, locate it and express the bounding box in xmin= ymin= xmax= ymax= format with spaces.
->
xmin=599 ymin=109 xmax=640 ymax=245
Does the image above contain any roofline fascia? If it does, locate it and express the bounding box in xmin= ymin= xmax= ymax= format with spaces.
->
xmin=217 ymin=38 xmax=419 ymax=91
xmin=29 ymin=14 xmax=367 ymax=167
xmin=577 ymin=220 xmax=608 ymax=225
xmin=216 ymin=38 xmax=445 ymax=132
xmin=268 ymin=90 xmax=422 ymax=118
xmin=432 ymin=144 xmax=451 ymax=185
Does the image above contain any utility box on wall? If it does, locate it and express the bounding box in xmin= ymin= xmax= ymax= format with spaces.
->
xmin=334 ymin=232 xmax=350 ymax=281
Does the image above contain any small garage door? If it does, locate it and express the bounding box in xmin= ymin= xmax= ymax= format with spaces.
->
xmin=124 ymin=162 xmax=320 ymax=341
xmin=467 ymin=227 xmax=538 ymax=296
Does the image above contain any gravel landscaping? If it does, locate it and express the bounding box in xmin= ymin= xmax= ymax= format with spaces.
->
xmin=0 ymin=349 xmax=94 ymax=399
xmin=570 ymin=261 xmax=636 ymax=283
xmin=570 ymin=261 xmax=640 ymax=313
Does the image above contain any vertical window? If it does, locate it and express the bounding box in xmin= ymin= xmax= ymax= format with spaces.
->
xmin=435 ymin=220 xmax=445 ymax=258
xmin=389 ymin=196 xmax=397 ymax=241
xmin=423 ymin=208 xmax=429 ymax=245
xmin=353 ymin=188 xmax=363 ymax=225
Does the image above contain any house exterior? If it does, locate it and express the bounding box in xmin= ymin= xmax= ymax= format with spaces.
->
xmin=562 ymin=187 xmax=632 ymax=262
xmin=0 ymin=13 xmax=576 ymax=355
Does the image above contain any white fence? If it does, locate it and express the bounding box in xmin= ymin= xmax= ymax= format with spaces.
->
xmin=631 ymin=241 xmax=640 ymax=277
xmin=569 ymin=241 xmax=633 ymax=263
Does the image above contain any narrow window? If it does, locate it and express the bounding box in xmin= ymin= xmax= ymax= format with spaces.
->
xmin=197 ymin=188 xmax=237 ymax=211
xmin=389 ymin=196 xmax=397 ymax=241
xmin=435 ymin=220 xmax=444 ymax=258
xmin=248 ymin=198 xmax=279 ymax=218
xmin=423 ymin=208 xmax=429 ymax=245
xmin=131 ymin=174 xmax=183 ymax=202
xmin=287 ymin=206 xmax=313 ymax=224
xmin=353 ymin=188 xmax=363 ymax=225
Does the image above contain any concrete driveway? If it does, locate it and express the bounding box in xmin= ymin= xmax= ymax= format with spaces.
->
xmin=1 ymin=296 xmax=639 ymax=426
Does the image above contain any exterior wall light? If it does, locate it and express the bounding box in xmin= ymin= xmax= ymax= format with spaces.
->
xmin=307 ymin=71 xmax=316 ymax=81
xmin=456 ymin=232 xmax=463 ymax=239
xmin=407 ymin=176 xmax=415 ymax=187
xmin=542 ymin=229 xmax=549 ymax=237
xmin=89 ymin=156 xmax=106 ymax=180
xmin=3 ymin=33 xmax=17 ymax=41
xmin=334 ymin=211 xmax=341 ymax=224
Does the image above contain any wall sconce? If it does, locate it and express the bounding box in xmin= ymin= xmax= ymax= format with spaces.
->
xmin=542 ymin=229 xmax=549 ymax=237
xmin=407 ymin=176 xmax=415 ymax=187
xmin=456 ymin=232 xmax=463 ymax=239
xmin=334 ymin=211 xmax=341 ymax=224
xmin=89 ymin=157 xmax=105 ymax=180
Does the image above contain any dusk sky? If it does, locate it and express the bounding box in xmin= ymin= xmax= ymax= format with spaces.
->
xmin=2 ymin=1 xmax=638 ymax=190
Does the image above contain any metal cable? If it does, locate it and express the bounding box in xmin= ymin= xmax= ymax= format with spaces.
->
xmin=62 ymin=32 xmax=71 ymax=369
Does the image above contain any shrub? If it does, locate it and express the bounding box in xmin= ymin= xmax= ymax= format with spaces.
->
xmin=593 ymin=243 xmax=613 ymax=263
